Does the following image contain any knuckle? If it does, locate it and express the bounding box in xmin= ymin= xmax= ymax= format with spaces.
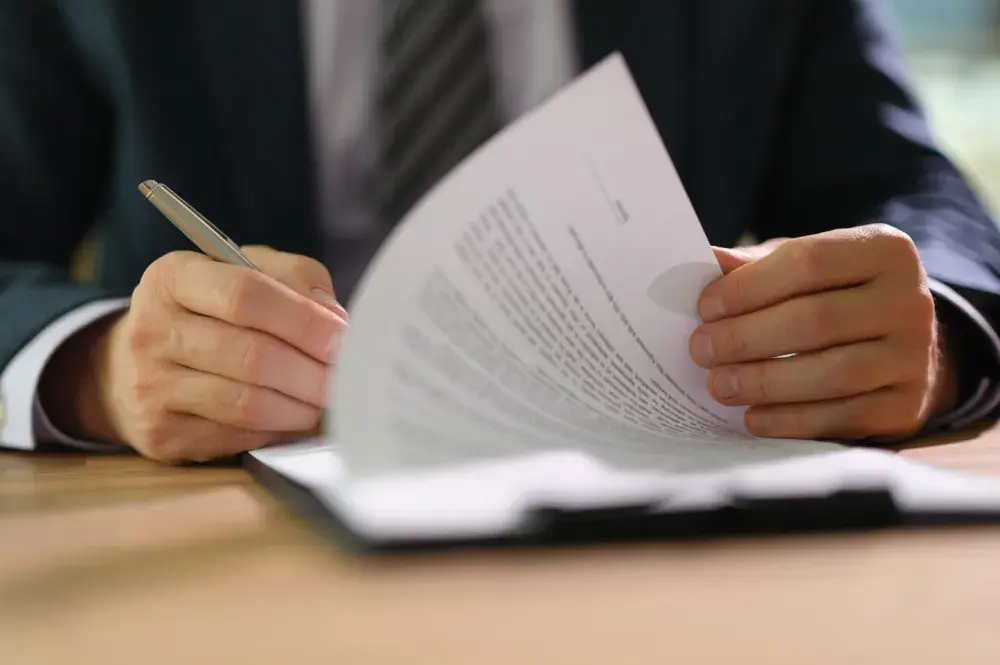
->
xmin=892 ymin=287 xmax=936 ymax=347
xmin=133 ymin=413 xmax=186 ymax=464
xmin=222 ymin=271 xmax=265 ymax=324
xmin=727 ymin=275 xmax=750 ymax=312
xmin=124 ymin=317 xmax=154 ymax=354
xmin=290 ymin=255 xmax=330 ymax=283
xmin=825 ymin=353 xmax=856 ymax=394
xmin=830 ymin=348 xmax=880 ymax=395
xmin=875 ymin=225 xmax=923 ymax=271
xmin=743 ymin=365 xmax=771 ymax=402
xmin=238 ymin=335 xmax=269 ymax=384
xmin=241 ymin=244 xmax=273 ymax=257
xmin=867 ymin=222 xmax=903 ymax=240
xmin=791 ymin=240 xmax=825 ymax=278
xmin=873 ymin=222 xmax=913 ymax=247
xmin=240 ymin=245 xmax=279 ymax=270
xmin=126 ymin=363 xmax=162 ymax=406
xmin=717 ymin=324 xmax=748 ymax=361
xmin=141 ymin=253 xmax=183 ymax=300
xmin=908 ymin=287 xmax=936 ymax=328
xmin=231 ymin=384 xmax=264 ymax=427
xmin=139 ymin=255 xmax=170 ymax=289
xmin=804 ymin=298 xmax=836 ymax=344
xmin=894 ymin=244 xmax=922 ymax=276
xmin=144 ymin=440 xmax=190 ymax=465
xmin=163 ymin=320 xmax=186 ymax=359
xmin=299 ymin=307 xmax=336 ymax=354
xmin=124 ymin=312 xmax=173 ymax=358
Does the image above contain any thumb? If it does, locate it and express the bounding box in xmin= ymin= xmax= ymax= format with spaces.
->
xmin=712 ymin=246 xmax=756 ymax=275
xmin=712 ymin=238 xmax=788 ymax=275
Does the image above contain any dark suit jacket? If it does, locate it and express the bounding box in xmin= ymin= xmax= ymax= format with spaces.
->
xmin=3 ymin=0 xmax=1000 ymax=388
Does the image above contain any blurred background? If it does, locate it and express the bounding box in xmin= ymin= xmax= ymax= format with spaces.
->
xmin=888 ymin=0 xmax=1000 ymax=214
xmin=45 ymin=0 xmax=1000 ymax=283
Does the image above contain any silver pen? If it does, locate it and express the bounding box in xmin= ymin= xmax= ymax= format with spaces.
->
xmin=138 ymin=180 xmax=259 ymax=271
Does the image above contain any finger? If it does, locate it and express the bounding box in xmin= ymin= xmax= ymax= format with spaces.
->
xmin=744 ymin=387 xmax=924 ymax=441
xmin=162 ymin=310 xmax=330 ymax=408
xmin=242 ymin=245 xmax=348 ymax=318
xmin=154 ymin=252 xmax=347 ymax=364
xmin=690 ymin=282 xmax=895 ymax=367
xmin=712 ymin=241 xmax=786 ymax=275
xmin=712 ymin=247 xmax=754 ymax=275
xmin=698 ymin=224 xmax=919 ymax=322
xmin=132 ymin=412 xmax=280 ymax=464
xmin=707 ymin=340 xmax=905 ymax=407
xmin=164 ymin=365 xmax=322 ymax=432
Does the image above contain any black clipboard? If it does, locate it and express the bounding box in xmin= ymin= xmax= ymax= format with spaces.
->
xmin=244 ymin=442 xmax=1000 ymax=554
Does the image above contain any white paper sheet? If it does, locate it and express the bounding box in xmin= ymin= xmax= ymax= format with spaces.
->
xmin=249 ymin=54 xmax=1000 ymax=544
xmin=333 ymin=53 xmax=838 ymax=479
xmin=249 ymin=442 xmax=1000 ymax=542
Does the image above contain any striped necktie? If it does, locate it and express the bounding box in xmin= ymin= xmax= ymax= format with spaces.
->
xmin=374 ymin=0 xmax=502 ymax=226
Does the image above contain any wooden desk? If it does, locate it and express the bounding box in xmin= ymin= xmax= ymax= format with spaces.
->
xmin=3 ymin=429 xmax=1000 ymax=665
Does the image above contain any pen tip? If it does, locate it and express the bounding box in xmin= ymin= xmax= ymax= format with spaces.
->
xmin=138 ymin=180 xmax=159 ymax=199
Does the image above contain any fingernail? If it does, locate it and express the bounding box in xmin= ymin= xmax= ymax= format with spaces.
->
xmin=690 ymin=332 xmax=714 ymax=366
xmin=311 ymin=288 xmax=349 ymax=319
xmin=699 ymin=297 xmax=726 ymax=321
xmin=713 ymin=369 xmax=740 ymax=399
xmin=746 ymin=411 xmax=771 ymax=432
xmin=325 ymin=328 xmax=343 ymax=364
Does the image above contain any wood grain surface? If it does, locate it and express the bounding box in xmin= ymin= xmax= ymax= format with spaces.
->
xmin=3 ymin=426 xmax=1000 ymax=665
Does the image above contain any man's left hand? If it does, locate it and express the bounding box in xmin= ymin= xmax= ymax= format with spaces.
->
xmin=690 ymin=224 xmax=958 ymax=441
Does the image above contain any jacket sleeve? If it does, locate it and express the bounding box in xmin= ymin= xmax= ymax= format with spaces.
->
xmin=754 ymin=0 xmax=1000 ymax=424
xmin=0 ymin=0 xmax=120 ymax=374
xmin=756 ymin=0 xmax=1000 ymax=298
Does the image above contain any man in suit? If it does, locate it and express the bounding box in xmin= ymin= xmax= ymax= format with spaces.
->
xmin=2 ymin=0 xmax=1000 ymax=463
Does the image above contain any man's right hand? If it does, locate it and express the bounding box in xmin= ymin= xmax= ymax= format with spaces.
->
xmin=41 ymin=247 xmax=348 ymax=463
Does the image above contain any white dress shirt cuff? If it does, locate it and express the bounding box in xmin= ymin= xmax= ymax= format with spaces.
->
xmin=0 ymin=299 xmax=129 ymax=451
xmin=926 ymin=278 xmax=1000 ymax=430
